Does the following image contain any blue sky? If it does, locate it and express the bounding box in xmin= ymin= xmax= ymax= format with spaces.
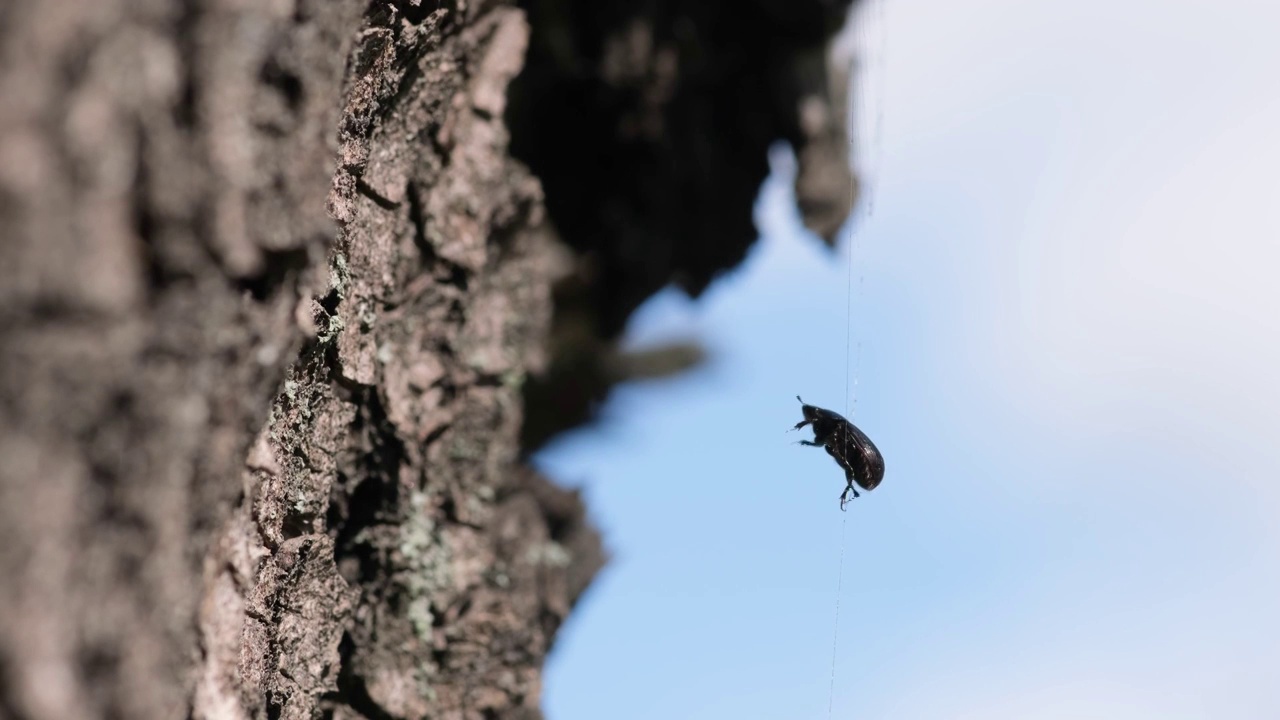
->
xmin=534 ymin=1 xmax=1280 ymax=717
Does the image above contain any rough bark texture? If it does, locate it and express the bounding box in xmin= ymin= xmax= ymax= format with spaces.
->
xmin=0 ymin=1 xmax=854 ymax=719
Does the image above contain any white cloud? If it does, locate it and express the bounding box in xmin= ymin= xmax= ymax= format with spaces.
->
xmin=828 ymin=1 xmax=1280 ymax=716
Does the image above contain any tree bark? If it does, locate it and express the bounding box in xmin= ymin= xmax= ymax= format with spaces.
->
xmin=0 ymin=1 xmax=854 ymax=718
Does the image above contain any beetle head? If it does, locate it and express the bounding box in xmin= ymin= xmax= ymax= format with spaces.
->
xmin=796 ymin=395 xmax=821 ymax=421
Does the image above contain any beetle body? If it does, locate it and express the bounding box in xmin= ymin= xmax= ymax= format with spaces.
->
xmin=793 ymin=396 xmax=885 ymax=509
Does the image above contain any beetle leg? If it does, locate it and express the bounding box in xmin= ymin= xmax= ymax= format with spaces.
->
xmin=796 ymin=440 xmax=823 ymax=447
xmin=791 ymin=419 xmax=812 ymax=431
xmin=838 ymin=482 xmax=860 ymax=510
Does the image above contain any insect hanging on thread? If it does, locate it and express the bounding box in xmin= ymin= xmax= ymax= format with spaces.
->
xmin=792 ymin=396 xmax=885 ymax=511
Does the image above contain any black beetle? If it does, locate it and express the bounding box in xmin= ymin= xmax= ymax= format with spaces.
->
xmin=792 ymin=396 xmax=885 ymax=510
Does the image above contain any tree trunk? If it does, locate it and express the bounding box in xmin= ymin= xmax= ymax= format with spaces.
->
xmin=0 ymin=1 xmax=853 ymax=718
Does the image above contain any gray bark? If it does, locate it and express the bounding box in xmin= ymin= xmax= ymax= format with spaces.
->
xmin=0 ymin=1 xmax=854 ymax=718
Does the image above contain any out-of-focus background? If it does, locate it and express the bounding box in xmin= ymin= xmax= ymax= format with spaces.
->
xmin=539 ymin=0 xmax=1280 ymax=717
